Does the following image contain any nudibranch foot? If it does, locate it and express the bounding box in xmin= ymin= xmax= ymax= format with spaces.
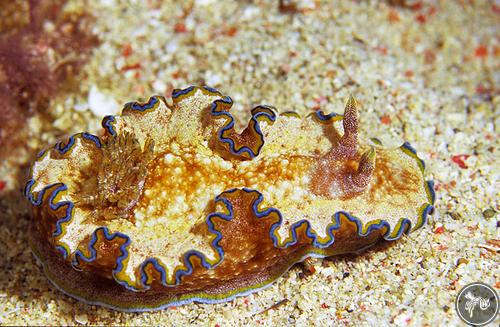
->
xmin=25 ymin=85 xmax=434 ymax=311
xmin=29 ymin=187 xmax=418 ymax=311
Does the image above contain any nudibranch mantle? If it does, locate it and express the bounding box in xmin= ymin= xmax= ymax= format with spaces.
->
xmin=25 ymin=86 xmax=434 ymax=311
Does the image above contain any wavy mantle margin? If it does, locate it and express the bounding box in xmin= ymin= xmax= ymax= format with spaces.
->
xmin=25 ymin=85 xmax=435 ymax=310
xmin=24 ymin=156 xmax=234 ymax=291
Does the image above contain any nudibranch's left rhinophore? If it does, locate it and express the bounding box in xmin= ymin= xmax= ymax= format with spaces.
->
xmin=25 ymin=86 xmax=435 ymax=311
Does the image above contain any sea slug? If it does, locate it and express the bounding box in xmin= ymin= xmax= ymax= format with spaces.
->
xmin=25 ymin=86 xmax=435 ymax=311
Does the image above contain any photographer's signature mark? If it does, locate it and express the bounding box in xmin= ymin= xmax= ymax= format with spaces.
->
xmin=456 ymin=282 xmax=498 ymax=326
xmin=464 ymin=291 xmax=491 ymax=318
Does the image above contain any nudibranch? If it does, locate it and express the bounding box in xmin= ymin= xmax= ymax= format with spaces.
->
xmin=25 ymin=86 xmax=435 ymax=311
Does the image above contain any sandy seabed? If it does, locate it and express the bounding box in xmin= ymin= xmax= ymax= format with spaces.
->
xmin=0 ymin=0 xmax=498 ymax=326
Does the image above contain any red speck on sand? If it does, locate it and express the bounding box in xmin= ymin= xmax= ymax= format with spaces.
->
xmin=121 ymin=63 xmax=141 ymax=71
xmin=474 ymin=45 xmax=488 ymax=58
xmin=121 ymin=44 xmax=133 ymax=57
xmin=492 ymin=4 xmax=500 ymax=15
xmin=375 ymin=45 xmax=388 ymax=55
xmin=434 ymin=226 xmax=445 ymax=234
xmin=409 ymin=2 xmax=423 ymax=11
xmin=388 ymin=9 xmax=400 ymax=23
xmin=415 ymin=13 xmax=426 ymax=23
xmin=451 ymin=154 xmax=470 ymax=169
xmin=436 ymin=244 xmax=448 ymax=251
xmin=174 ymin=22 xmax=187 ymax=33
xmin=225 ymin=26 xmax=238 ymax=37
xmin=380 ymin=115 xmax=391 ymax=125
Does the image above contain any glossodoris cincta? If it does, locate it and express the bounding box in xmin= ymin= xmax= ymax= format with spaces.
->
xmin=25 ymin=86 xmax=435 ymax=311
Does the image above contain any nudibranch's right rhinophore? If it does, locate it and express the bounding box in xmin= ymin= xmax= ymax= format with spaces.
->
xmin=25 ymin=86 xmax=435 ymax=311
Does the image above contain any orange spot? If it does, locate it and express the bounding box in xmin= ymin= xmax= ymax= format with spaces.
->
xmin=380 ymin=115 xmax=391 ymax=125
xmin=321 ymin=303 xmax=330 ymax=309
xmin=493 ymin=45 xmax=500 ymax=57
xmin=404 ymin=70 xmax=414 ymax=78
xmin=434 ymin=226 xmax=444 ymax=234
xmin=375 ymin=45 xmax=388 ymax=55
xmin=174 ymin=22 xmax=187 ymax=33
xmin=388 ymin=9 xmax=400 ymax=23
xmin=474 ymin=45 xmax=488 ymax=58
xmin=121 ymin=63 xmax=141 ymax=71
xmin=121 ymin=44 xmax=133 ymax=57
xmin=225 ymin=26 xmax=238 ymax=37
